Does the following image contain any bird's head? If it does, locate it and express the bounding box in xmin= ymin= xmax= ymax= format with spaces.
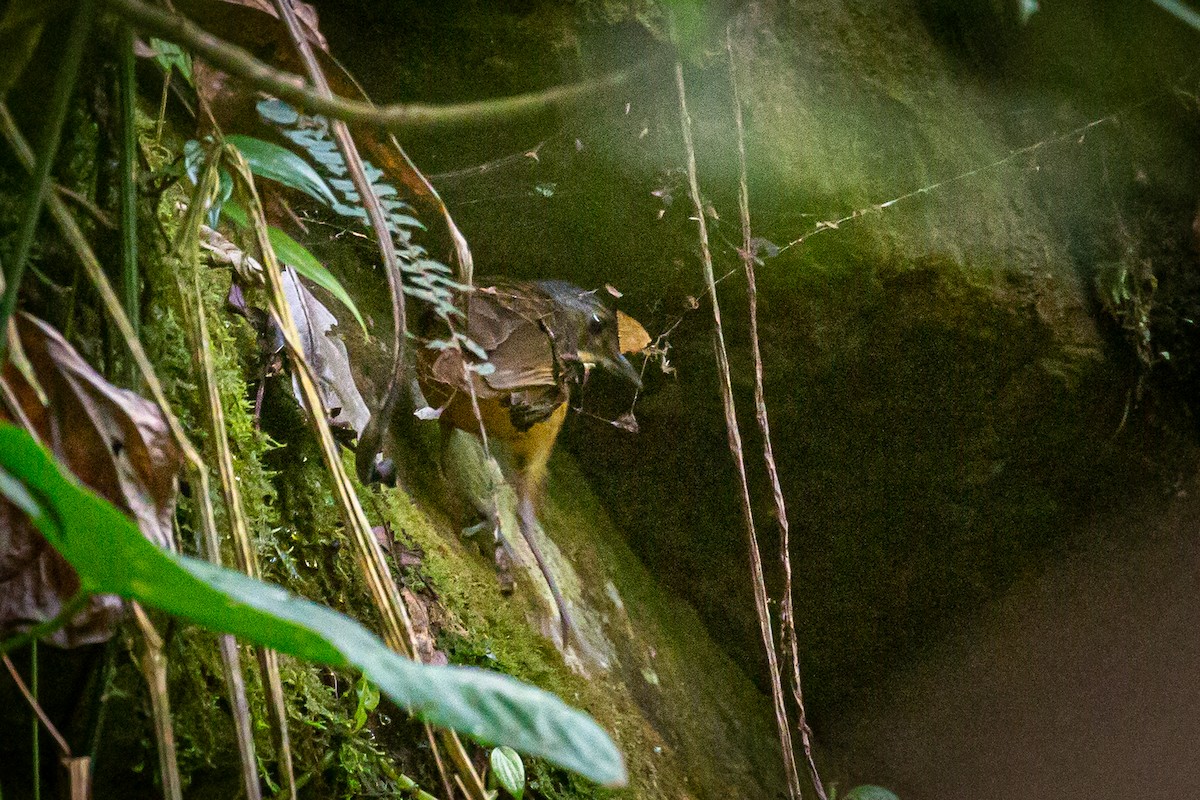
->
xmin=536 ymin=281 xmax=647 ymax=388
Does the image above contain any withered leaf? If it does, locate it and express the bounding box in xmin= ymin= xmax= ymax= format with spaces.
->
xmin=281 ymin=266 xmax=371 ymax=437
xmin=0 ymin=313 xmax=182 ymax=647
xmin=201 ymin=224 xmax=370 ymax=436
xmin=612 ymin=412 xmax=639 ymax=434
xmin=400 ymin=588 xmax=447 ymax=668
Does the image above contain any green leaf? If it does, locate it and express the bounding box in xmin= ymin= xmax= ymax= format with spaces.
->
xmin=844 ymin=786 xmax=900 ymax=800
xmin=0 ymin=425 xmax=627 ymax=787
xmin=351 ymin=673 xmax=380 ymax=733
xmin=221 ymin=200 xmax=368 ymax=336
xmin=225 ymin=134 xmax=337 ymax=207
xmin=489 ymin=746 xmax=525 ymax=799
xmin=148 ymin=36 xmax=193 ymax=86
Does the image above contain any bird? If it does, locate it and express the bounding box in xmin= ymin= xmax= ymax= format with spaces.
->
xmin=416 ymin=278 xmax=649 ymax=646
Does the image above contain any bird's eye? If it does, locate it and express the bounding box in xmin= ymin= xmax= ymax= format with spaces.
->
xmin=587 ymin=312 xmax=604 ymax=336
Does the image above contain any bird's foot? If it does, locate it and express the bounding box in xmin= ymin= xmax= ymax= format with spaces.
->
xmin=494 ymin=542 xmax=516 ymax=595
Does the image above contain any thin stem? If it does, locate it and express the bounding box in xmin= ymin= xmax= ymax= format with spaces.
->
xmin=87 ymin=638 xmax=119 ymax=764
xmin=174 ymin=189 xmax=289 ymax=798
xmin=3 ymin=652 xmax=72 ymax=757
xmin=131 ymin=604 xmax=182 ymax=800
xmin=216 ymin=634 xmax=262 ymax=800
xmin=118 ymin=20 xmax=140 ymax=344
xmin=102 ymin=0 xmax=636 ymax=133
xmin=31 ymin=641 xmax=40 ymax=800
xmin=270 ymin=0 xmax=408 ymax=522
xmin=727 ymin=24 xmax=826 ymax=800
xmin=0 ymin=0 xmax=95 ymax=351
xmin=266 ymin=6 xmax=485 ymax=794
xmin=674 ymin=60 xmax=804 ymax=800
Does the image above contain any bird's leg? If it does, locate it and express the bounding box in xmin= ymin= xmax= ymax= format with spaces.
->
xmin=479 ymin=477 xmax=515 ymax=596
xmin=514 ymin=487 xmax=576 ymax=648
xmin=491 ymin=514 xmax=516 ymax=596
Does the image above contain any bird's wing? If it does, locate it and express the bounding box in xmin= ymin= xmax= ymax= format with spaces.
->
xmin=479 ymin=315 xmax=558 ymax=391
xmin=466 ymin=285 xmax=560 ymax=392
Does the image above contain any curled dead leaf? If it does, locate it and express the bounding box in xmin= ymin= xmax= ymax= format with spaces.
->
xmin=280 ymin=267 xmax=371 ymax=437
xmin=202 ymin=224 xmax=371 ymax=436
xmin=616 ymin=311 xmax=650 ymax=355
xmin=612 ymin=412 xmax=639 ymax=434
xmin=0 ymin=313 xmax=182 ymax=647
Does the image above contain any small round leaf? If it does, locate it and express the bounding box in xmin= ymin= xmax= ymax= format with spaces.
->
xmin=489 ymin=746 xmax=525 ymax=799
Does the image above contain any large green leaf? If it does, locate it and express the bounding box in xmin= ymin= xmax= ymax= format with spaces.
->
xmin=224 ymin=134 xmax=337 ymax=208
xmin=221 ymin=200 xmax=368 ymax=336
xmin=0 ymin=425 xmax=626 ymax=786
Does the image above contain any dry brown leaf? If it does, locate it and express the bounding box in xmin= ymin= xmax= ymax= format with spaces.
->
xmin=201 ymin=223 xmax=371 ymax=436
xmin=400 ymin=588 xmax=447 ymax=667
xmin=281 ymin=266 xmax=371 ymax=436
xmin=0 ymin=313 xmax=182 ymax=647
xmin=617 ymin=310 xmax=651 ymax=355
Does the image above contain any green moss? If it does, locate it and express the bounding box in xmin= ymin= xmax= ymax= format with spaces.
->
xmin=122 ymin=134 xmax=442 ymax=797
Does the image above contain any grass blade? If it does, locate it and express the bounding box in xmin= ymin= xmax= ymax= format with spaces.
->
xmin=118 ymin=19 xmax=139 ymax=342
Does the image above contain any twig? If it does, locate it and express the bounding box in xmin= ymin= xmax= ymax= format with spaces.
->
xmin=54 ymin=185 xmax=115 ymax=229
xmin=777 ymin=110 xmax=1131 ymax=254
xmin=270 ymin=0 xmax=407 ymax=526
xmin=103 ymin=0 xmax=636 ymax=133
xmin=130 ymin=604 xmax=183 ymax=800
xmin=674 ymin=59 xmax=803 ymax=800
xmin=430 ymin=140 xmax=548 ymax=183
xmin=216 ymin=634 xmax=262 ymax=800
xmin=3 ymin=649 xmax=70 ymax=756
xmin=727 ymin=25 xmax=826 ymax=800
